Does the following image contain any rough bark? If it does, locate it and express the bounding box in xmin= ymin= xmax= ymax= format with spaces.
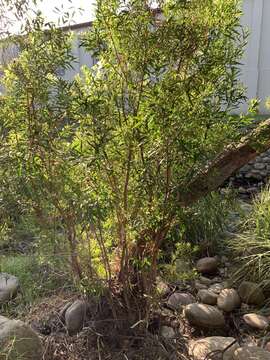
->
xmin=181 ymin=118 xmax=270 ymax=206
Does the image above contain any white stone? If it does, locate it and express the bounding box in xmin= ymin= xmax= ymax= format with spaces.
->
xmin=189 ymin=337 xmax=239 ymax=360
xmin=243 ymin=313 xmax=269 ymax=330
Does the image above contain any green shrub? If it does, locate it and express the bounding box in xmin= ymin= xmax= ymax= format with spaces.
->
xmin=0 ymin=0 xmax=247 ymax=320
xmin=160 ymin=242 xmax=199 ymax=282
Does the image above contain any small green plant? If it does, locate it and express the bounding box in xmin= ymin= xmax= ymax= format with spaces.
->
xmin=230 ymin=185 xmax=270 ymax=287
xmin=0 ymin=254 xmax=72 ymax=314
xmin=181 ymin=191 xmax=236 ymax=254
xmin=160 ymin=242 xmax=199 ymax=282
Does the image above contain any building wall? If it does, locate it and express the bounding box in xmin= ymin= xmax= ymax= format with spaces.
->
xmin=240 ymin=0 xmax=270 ymax=114
xmin=60 ymin=27 xmax=95 ymax=82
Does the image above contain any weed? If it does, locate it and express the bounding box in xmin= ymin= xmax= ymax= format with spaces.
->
xmin=0 ymin=254 xmax=72 ymax=316
xmin=230 ymin=185 xmax=270 ymax=288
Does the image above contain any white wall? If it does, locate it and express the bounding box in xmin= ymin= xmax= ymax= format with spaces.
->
xmin=61 ymin=27 xmax=95 ymax=82
xmin=240 ymin=0 xmax=270 ymax=113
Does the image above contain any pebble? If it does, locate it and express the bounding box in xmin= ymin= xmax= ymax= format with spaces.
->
xmin=189 ymin=337 xmax=239 ymax=360
xmin=217 ymin=289 xmax=241 ymax=312
xmin=196 ymin=257 xmax=219 ymax=274
xmin=184 ymin=304 xmax=225 ymax=329
xmin=167 ymin=292 xmax=196 ymax=311
xmin=233 ymin=346 xmax=270 ymax=360
xmin=198 ymin=289 xmax=218 ymax=305
xmin=209 ymin=283 xmax=224 ymax=294
xmin=160 ymin=326 xmax=175 ymax=339
xmin=243 ymin=313 xmax=269 ymax=330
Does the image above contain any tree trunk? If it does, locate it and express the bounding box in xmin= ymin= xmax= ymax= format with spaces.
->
xmin=67 ymin=225 xmax=83 ymax=280
xmin=180 ymin=118 xmax=270 ymax=206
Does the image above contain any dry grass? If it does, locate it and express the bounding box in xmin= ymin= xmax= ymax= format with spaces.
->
xmin=23 ymin=292 xmax=191 ymax=360
xmin=20 ymin=289 xmax=269 ymax=360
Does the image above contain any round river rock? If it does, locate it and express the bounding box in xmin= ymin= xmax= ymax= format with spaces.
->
xmin=233 ymin=346 xmax=270 ymax=360
xmin=0 ymin=315 xmax=42 ymax=360
xmin=0 ymin=273 xmax=19 ymax=304
xmin=196 ymin=257 xmax=219 ymax=274
xmin=243 ymin=313 xmax=269 ymax=330
xmin=167 ymin=292 xmax=196 ymax=311
xmin=198 ymin=289 xmax=218 ymax=305
xmin=184 ymin=304 xmax=225 ymax=329
xmin=217 ymin=289 xmax=241 ymax=312
xmin=189 ymin=336 xmax=239 ymax=360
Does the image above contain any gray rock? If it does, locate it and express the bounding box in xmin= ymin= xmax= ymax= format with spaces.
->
xmin=238 ymin=187 xmax=247 ymax=194
xmin=265 ymin=342 xmax=270 ymax=352
xmin=167 ymin=292 xmax=195 ymax=311
xmin=196 ymin=257 xmax=219 ymax=274
xmin=241 ymin=165 xmax=252 ymax=173
xmin=238 ymin=281 xmax=265 ymax=305
xmin=0 ymin=273 xmax=19 ymax=304
xmin=219 ymin=268 xmax=226 ymax=276
xmin=198 ymin=290 xmax=218 ymax=305
xmin=246 ymin=187 xmax=258 ymax=194
xmin=194 ymin=281 xmax=208 ymax=291
xmin=184 ymin=304 xmax=225 ymax=329
xmin=217 ymin=289 xmax=241 ymax=312
xmin=239 ymin=202 xmax=253 ymax=214
xmin=254 ymin=163 xmax=266 ymax=170
xmin=209 ymin=283 xmax=224 ymax=295
xmin=0 ymin=315 xmax=42 ymax=360
xmin=233 ymin=346 xmax=270 ymax=360
xmin=65 ymin=300 xmax=89 ymax=335
xmin=189 ymin=337 xmax=239 ymax=360
xmin=249 ymin=171 xmax=263 ymax=180
xmin=156 ymin=277 xmax=170 ymax=296
xmin=59 ymin=301 xmax=73 ymax=322
xmin=160 ymin=326 xmax=175 ymax=339
xmin=243 ymin=313 xmax=269 ymax=330
xmin=199 ymin=276 xmax=212 ymax=286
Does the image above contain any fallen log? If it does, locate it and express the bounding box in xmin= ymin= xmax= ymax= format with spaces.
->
xmin=181 ymin=118 xmax=270 ymax=206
